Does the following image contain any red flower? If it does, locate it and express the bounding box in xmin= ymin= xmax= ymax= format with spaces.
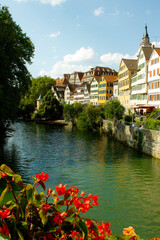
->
xmin=53 ymin=212 xmax=66 ymax=225
xmin=56 ymin=184 xmax=66 ymax=195
xmin=36 ymin=172 xmax=49 ymax=182
xmin=0 ymin=223 xmax=9 ymax=236
xmin=0 ymin=208 xmax=10 ymax=219
xmin=80 ymin=191 xmax=85 ymax=196
xmin=1 ymin=172 xmax=7 ymax=178
xmin=43 ymin=203 xmax=51 ymax=212
xmin=98 ymin=221 xmax=112 ymax=237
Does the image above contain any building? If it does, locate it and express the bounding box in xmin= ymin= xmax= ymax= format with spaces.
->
xmin=69 ymin=72 xmax=84 ymax=85
xmin=118 ymin=58 xmax=137 ymax=111
xmin=130 ymin=25 xmax=152 ymax=108
xmin=148 ymin=47 xmax=160 ymax=107
xmin=98 ymin=73 xmax=117 ymax=105
xmin=90 ymin=77 xmax=100 ymax=106
xmin=113 ymin=80 xmax=118 ymax=99
xmin=64 ymin=83 xmax=76 ymax=104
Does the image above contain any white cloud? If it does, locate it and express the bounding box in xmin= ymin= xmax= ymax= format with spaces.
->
xmin=39 ymin=61 xmax=91 ymax=78
xmin=152 ymin=41 xmax=160 ymax=47
xmin=39 ymin=47 xmax=138 ymax=79
xmin=100 ymin=52 xmax=136 ymax=66
xmin=49 ymin=32 xmax=61 ymax=38
xmin=63 ymin=47 xmax=97 ymax=64
xmin=94 ymin=7 xmax=104 ymax=16
xmin=40 ymin=0 xmax=66 ymax=6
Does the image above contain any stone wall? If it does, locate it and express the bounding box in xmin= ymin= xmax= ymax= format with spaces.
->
xmin=103 ymin=120 xmax=160 ymax=159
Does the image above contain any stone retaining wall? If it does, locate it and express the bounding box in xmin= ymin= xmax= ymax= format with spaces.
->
xmin=103 ymin=120 xmax=160 ymax=159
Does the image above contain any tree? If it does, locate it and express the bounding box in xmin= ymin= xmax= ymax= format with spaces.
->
xmin=35 ymin=90 xmax=63 ymax=120
xmin=77 ymin=105 xmax=103 ymax=130
xmin=0 ymin=6 xmax=34 ymax=137
xmin=19 ymin=76 xmax=55 ymax=118
xmin=104 ymin=99 xmax=125 ymax=120
xmin=63 ymin=102 xmax=83 ymax=123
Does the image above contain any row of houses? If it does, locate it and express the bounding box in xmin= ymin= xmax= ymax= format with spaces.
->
xmin=51 ymin=66 xmax=117 ymax=106
xmin=40 ymin=25 xmax=160 ymax=115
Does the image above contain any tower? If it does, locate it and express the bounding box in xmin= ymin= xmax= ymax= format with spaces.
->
xmin=140 ymin=24 xmax=152 ymax=48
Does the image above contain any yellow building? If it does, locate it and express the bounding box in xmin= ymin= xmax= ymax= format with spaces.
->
xmin=98 ymin=74 xmax=117 ymax=105
xmin=118 ymin=59 xmax=137 ymax=112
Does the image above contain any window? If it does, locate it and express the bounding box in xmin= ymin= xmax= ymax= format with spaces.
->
xmin=157 ymin=68 xmax=159 ymax=75
xmin=153 ymin=70 xmax=156 ymax=76
xmin=150 ymin=71 xmax=152 ymax=77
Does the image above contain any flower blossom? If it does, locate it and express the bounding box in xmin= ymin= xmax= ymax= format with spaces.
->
xmin=53 ymin=212 xmax=66 ymax=225
xmin=0 ymin=208 xmax=10 ymax=219
xmin=0 ymin=223 xmax=9 ymax=236
xmin=36 ymin=172 xmax=49 ymax=182
xmin=123 ymin=226 xmax=136 ymax=236
xmin=1 ymin=172 xmax=7 ymax=178
xmin=56 ymin=184 xmax=66 ymax=195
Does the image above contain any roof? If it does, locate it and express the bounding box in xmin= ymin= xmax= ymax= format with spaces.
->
xmin=37 ymin=94 xmax=43 ymax=101
xmin=141 ymin=47 xmax=153 ymax=60
xmin=56 ymin=77 xmax=69 ymax=86
xmin=101 ymin=74 xmax=117 ymax=82
xmin=122 ymin=59 xmax=138 ymax=70
xmin=154 ymin=47 xmax=160 ymax=57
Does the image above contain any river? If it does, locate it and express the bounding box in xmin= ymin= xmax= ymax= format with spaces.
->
xmin=0 ymin=121 xmax=160 ymax=239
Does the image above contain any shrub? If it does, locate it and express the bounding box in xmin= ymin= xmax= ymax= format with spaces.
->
xmin=0 ymin=164 xmax=144 ymax=240
xmin=124 ymin=115 xmax=132 ymax=123
xmin=104 ymin=100 xmax=125 ymax=121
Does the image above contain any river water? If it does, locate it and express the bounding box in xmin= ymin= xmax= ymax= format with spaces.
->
xmin=0 ymin=121 xmax=160 ymax=239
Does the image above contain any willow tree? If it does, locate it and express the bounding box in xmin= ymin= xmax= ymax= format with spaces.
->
xmin=0 ymin=6 xmax=34 ymax=139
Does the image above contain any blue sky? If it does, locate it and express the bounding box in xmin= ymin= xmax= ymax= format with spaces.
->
xmin=2 ymin=0 xmax=160 ymax=79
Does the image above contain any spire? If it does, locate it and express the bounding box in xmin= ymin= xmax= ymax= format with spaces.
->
xmin=144 ymin=24 xmax=149 ymax=38
xmin=140 ymin=24 xmax=151 ymax=48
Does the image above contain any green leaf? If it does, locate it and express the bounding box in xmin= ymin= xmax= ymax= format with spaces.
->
xmin=39 ymin=209 xmax=48 ymax=225
xmin=0 ymin=164 xmax=15 ymax=176
xmin=26 ymin=184 xmax=35 ymax=203
xmin=66 ymin=206 xmax=76 ymax=217
xmin=0 ymin=184 xmax=9 ymax=205
xmin=0 ymin=233 xmax=11 ymax=239
xmin=89 ymin=220 xmax=99 ymax=236
xmin=77 ymin=219 xmax=88 ymax=240
xmin=16 ymin=222 xmax=29 ymax=240
xmin=13 ymin=174 xmax=24 ymax=190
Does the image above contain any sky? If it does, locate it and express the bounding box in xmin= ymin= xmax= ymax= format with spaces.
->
xmin=2 ymin=0 xmax=160 ymax=79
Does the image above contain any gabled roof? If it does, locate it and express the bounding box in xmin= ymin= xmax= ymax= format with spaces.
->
xmin=56 ymin=77 xmax=69 ymax=86
xmin=154 ymin=47 xmax=160 ymax=56
xmin=141 ymin=47 xmax=153 ymax=60
xmin=101 ymin=74 xmax=117 ymax=82
xmin=122 ymin=59 xmax=138 ymax=70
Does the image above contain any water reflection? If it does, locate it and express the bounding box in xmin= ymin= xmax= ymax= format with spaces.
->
xmin=0 ymin=121 xmax=160 ymax=238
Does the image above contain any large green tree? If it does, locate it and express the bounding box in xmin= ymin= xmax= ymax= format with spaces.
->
xmin=35 ymin=90 xmax=63 ymax=120
xmin=0 ymin=6 xmax=34 ymax=137
xmin=19 ymin=76 xmax=55 ymax=118
xmin=104 ymin=99 xmax=125 ymax=120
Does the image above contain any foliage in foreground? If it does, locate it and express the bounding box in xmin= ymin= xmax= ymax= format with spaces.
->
xmin=0 ymin=164 xmax=146 ymax=240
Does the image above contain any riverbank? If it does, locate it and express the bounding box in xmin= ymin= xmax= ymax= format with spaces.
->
xmin=103 ymin=119 xmax=160 ymax=159
xmin=32 ymin=119 xmax=70 ymax=126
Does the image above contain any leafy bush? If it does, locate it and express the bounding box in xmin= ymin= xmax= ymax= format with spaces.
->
xmin=0 ymin=164 xmax=144 ymax=240
xmin=104 ymin=100 xmax=125 ymax=121
xmin=148 ymin=108 xmax=160 ymax=120
xmin=77 ymin=105 xmax=103 ymax=131
xmin=144 ymin=119 xmax=160 ymax=131
xmin=63 ymin=103 xmax=83 ymax=123
xmin=124 ymin=115 xmax=132 ymax=123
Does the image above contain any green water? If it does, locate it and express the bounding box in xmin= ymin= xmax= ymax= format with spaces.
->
xmin=0 ymin=121 xmax=160 ymax=239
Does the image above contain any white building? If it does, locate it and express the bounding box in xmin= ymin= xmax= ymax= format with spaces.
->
xmin=89 ymin=77 xmax=100 ymax=105
xmin=130 ymin=25 xmax=152 ymax=107
xmin=148 ymin=47 xmax=160 ymax=107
